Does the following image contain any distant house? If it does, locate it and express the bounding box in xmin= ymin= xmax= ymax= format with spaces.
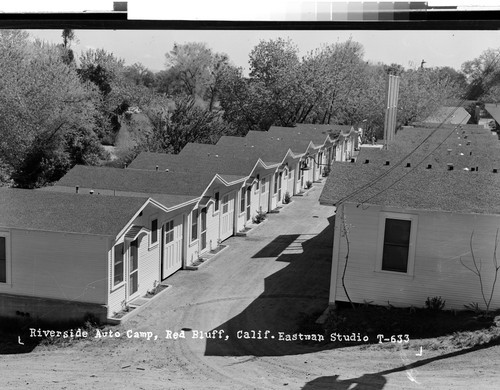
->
xmin=423 ymin=106 xmax=471 ymax=125
xmin=0 ymin=188 xmax=175 ymax=323
xmin=320 ymin=124 xmax=500 ymax=311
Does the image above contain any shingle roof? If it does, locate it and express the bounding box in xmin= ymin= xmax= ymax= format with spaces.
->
xmin=356 ymin=125 xmax=500 ymax=171
xmin=268 ymin=125 xmax=337 ymax=144
xmin=0 ymin=188 xmax=148 ymax=235
xmin=56 ymin=165 xmax=217 ymax=197
xmin=319 ymin=162 xmax=500 ymax=214
xmin=128 ymin=146 xmax=276 ymax=177
xmin=423 ymin=106 xmax=471 ymax=125
xmin=485 ymin=103 xmax=500 ymax=125
xmin=42 ymin=185 xmax=198 ymax=209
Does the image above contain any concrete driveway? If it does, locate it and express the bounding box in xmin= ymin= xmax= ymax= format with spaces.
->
xmin=131 ymin=181 xmax=335 ymax=351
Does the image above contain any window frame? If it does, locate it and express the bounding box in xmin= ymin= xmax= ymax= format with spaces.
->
xmin=240 ymin=187 xmax=246 ymax=214
xmin=261 ymin=177 xmax=266 ymax=194
xmin=149 ymin=215 xmax=159 ymax=248
xmin=375 ymin=212 xmax=418 ymax=276
xmin=222 ymin=194 xmax=229 ymax=214
xmin=112 ymin=242 xmax=125 ymax=289
xmin=164 ymin=219 xmax=174 ymax=245
xmin=0 ymin=232 xmax=11 ymax=285
xmin=214 ymin=190 xmax=220 ymax=213
xmin=191 ymin=209 xmax=199 ymax=243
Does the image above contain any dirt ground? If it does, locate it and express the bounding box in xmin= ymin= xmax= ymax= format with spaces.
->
xmin=2 ymin=183 xmax=500 ymax=389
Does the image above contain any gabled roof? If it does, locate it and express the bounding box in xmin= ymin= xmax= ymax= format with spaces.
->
xmin=319 ymin=162 xmax=500 ymax=215
xmin=0 ymin=188 xmax=149 ymax=236
xmin=423 ymin=106 xmax=471 ymax=125
xmin=268 ymin=125 xmax=337 ymax=145
xmin=127 ymin=151 xmax=180 ymax=171
xmin=42 ymin=185 xmax=198 ymax=210
xmin=485 ymin=103 xmax=500 ymax=125
xmin=245 ymin=130 xmax=318 ymax=155
xmin=55 ymin=165 xmax=218 ymax=197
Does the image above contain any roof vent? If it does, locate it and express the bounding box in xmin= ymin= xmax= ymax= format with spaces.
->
xmin=447 ymin=164 xmax=454 ymax=171
xmin=466 ymin=141 xmax=471 ymax=145
xmin=90 ymin=190 xmax=94 ymax=195
xmin=155 ymin=165 xmax=159 ymax=171
xmin=493 ymin=169 xmax=498 ymax=173
xmin=476 ymin=166 xmax=479 ymax=172
xmin=471 ymin=167 xmax=476 ymax=172
xmin=406 ymin=162 xmax=411 ymax=168
xmin=464 ymin=135 xmax=468 ymax=139
xmin=384 ymin=161 xmax=390 ymax=166
xmin=215 ymin=154 xmax=219 ymax=157
xmin=350 ymin=158 xmax=355 ymax=163
xmin=76 ymin=186 xmax=79 ymax=194
xmin=459 ymin=153 xmax=464 ymax=156
xmin=165 ymin=169 xmax=169 ymax=172
xmin=470 ymin=151 xmax=473 ymax=156
xmin=426 ymin=164 xmax=432 ymax=169
xmin=463 ymin=168 xmax=469 ymax=171
xmin=364 ymin=159 xmax=369 ymax=164
xmin=447 ymin=149 xmax=452 ymax=155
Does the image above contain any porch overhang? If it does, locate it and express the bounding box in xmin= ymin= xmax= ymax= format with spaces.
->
xmin=124 ymin=225 xmax=150 ymax=242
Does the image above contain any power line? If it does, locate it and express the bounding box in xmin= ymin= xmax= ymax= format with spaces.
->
xmin=334 ymin=51 xmax=500 ymax=206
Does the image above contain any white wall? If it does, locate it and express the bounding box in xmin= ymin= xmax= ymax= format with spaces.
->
xmin=331 ymin=203 xmax=500 ymax=310
xmin=0 ymin=229 xmax=108 ymax=305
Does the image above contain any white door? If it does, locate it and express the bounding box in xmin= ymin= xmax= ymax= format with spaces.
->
xmin=220 ymin=193 xmax=234 ymax=241
xmin=162 ymin=217 xmax=183 ymax=279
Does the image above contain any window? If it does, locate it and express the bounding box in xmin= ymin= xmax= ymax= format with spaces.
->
xmin=129 ymin=240 xmax=139 ymax=294
xmin=222 ymin=194 xmax=229 ymax=214
xmin=214 ymin=191 xmax=220 ymax=212
xmin=240 ymin=187 xmax=245 ymax=213
xmin=191 ymin=209 xmax=199 ymax=242
xmin=377 ymin=213 xmax=417 ymax=275
xmin=261 ymin=178 xmax=266 ymax=194
xmin=165 ymin=220 xmax=174 ymax=244
xmin=255 ymin=175 xmax=260 ymax=192
xmin=0 ymin=233 xmax=9 ymax=284
xmin=151 ymin=218 xmax=158 ymax=245
xmin=113 ymin=243 xmax=124 ymax=286
xmin=273 ymin=173 xmax=278 ymax=194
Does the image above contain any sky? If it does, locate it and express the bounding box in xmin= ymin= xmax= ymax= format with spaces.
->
xmin=28 ymin=29 xmax=500 ymax=75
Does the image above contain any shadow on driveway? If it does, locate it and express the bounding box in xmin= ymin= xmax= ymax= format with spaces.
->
xmin=204 ymin=216 xmax=335 ymax=357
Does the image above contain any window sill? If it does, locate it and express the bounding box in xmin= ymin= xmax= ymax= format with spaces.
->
xmin=111 ymin=282 xmax=125 ymax=293
xmin=148 ymin=243 xmax=159 ymax=252
xmin=374 ymin=269 xmax=414 ymax=278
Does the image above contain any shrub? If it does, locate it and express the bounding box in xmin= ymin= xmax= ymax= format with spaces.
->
xmin=425 ymin=296 xmax=446 ymax=311
xmin=306 ymin=180 xmax=313 ymax=189
xmin=283 ymin=191 xmax=291 ymax=204
xmin=252 ymin=207 xmax=267 ymax=224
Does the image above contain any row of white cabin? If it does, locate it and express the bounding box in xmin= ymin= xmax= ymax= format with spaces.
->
xmin=0 ymin=125 xmax=358 ymax=323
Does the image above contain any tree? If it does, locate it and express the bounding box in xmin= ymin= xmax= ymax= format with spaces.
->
xmin=0 ymin=31 xmax=104 ymax=188
xmin=461 ymin=48 xmax=500 ymax=100
xmin=139 ymin=95 xmax=235 ymax=154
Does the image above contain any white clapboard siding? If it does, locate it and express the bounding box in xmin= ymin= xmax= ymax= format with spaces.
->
xmin=333 ymin=203 xmax=500 ymax=310
xmin=0 ymin=229 xmax=108 ymax=305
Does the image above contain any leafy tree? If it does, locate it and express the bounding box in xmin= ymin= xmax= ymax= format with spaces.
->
xmin=461 ymin=48 xmax=500 ymax=100
xmin=0 ymin=31 xmax=104 ymax=188
xmin=139 ymin=95 xmax=235 ymax=154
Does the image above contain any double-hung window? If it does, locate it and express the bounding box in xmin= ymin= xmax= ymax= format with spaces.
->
xmin=113 ymin=243 xmax=124 ymax=286
xmin=150 ymin=218 xmax=158 ymax=247
xmin=191 ymin=209 xmax=199 ymax=242
xmin=377 ymin=213 xmax=417 ymax=275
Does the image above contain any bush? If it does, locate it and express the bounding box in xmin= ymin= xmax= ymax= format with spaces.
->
xmin=283 ymin=191 xmax=291 ymax=204
xmin=252 ymin=207 xmax=267 ymax=224
xmin=306 ymin=180 xmax=313 ymax=189
xmin=425 ymin=296 xmax=446 ymax=311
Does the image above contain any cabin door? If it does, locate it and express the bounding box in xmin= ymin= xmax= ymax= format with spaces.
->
xmin=200 ymin=208 xmax=207 ymax=253
xmin=162 ymin=217 xmax=183 ymax=279
xmin=220 ymin=193 xmax=234 ymax=241
xmin=128 ymin=239 xmax=139 ymax=297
